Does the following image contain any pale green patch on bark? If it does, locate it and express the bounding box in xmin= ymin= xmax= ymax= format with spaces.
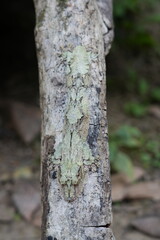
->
xmin=53 ymin=129 xmax=94 ymax=200
xmin=66 ymin=105 xmax=83 ymax=124
xmin=64 ymin=45 xmax=93 ymax=77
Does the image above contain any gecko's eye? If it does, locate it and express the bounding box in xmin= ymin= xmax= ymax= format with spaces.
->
xmin=52 ymin=171 xmax=57 ymax=179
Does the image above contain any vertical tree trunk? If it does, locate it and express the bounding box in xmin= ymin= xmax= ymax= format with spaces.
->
xmin=33 ymin=0 xmax=114 ymax=239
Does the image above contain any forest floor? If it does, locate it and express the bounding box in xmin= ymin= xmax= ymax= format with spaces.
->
xmin=0 ymin=94 xmax=159 ymax=240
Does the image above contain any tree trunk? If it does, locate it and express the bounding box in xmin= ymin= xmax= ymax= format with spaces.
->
xmin=33 ymin=0 xmax=114 ymax=239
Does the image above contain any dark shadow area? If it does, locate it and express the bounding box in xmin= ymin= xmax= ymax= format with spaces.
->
xmin=0 ymin=1 xmax=41 ymax=239
xmin=1 ymin=0 xmax=39 ymax=104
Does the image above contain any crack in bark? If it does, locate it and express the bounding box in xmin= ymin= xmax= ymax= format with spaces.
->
xmin=83 ymin=224 xmax=111 ymax=228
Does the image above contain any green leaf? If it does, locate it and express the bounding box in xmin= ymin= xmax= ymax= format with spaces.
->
xmin=112 ymin=151 xmax=134 ymax=177
xmin=151 ymin=88 xmax=160 ymax=102
xmin=138 ymin=79 xmax=149 ymax=97
xmin=140 ymin=152 xmax=152 ymax=168
xmin=146 ymin=14 xmax=160 ymax=23
xmin=109 ymin=142 xmax=118 ymax=163
xmin=153 ymin=159 xmax=160 ymax=168
xmin=146 ymin=140 xmax=160 ymax=159
xmin=146 ymin=140 xmax=158 ymax=153
xmin=115 ymin=125 xmax=141 ymax=138
xmin=123 ymin=138 xmax=142 ymax=148
xmin=114 ymin=0 xmax=138 ymax=18
xmin=114 ymin=125 xmax=142 ymax=148
xmin=125 ymin=102 xmax=148 ymax=117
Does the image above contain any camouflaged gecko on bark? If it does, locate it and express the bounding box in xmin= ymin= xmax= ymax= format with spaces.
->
xmin=51 ymin=46 xmax=98 ymax=201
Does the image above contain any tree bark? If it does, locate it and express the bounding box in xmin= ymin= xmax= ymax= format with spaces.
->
xmin=33 ymin=0 xmax=114 ymax=239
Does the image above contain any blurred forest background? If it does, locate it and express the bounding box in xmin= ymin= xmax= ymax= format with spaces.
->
xmin=0 ymin=0 xmax=160 ymax=239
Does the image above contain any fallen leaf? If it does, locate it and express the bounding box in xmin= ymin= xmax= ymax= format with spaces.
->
xmin=112 ymin=182 xmax=127 ymax=202
xmin=124 ymin=231 xmax=155 ymax=240
xmin=112 ymin=178 xmax=160 ymax=202
xmin=131 ymin=216 xmax=160 ymax=238
xmin=13 ymin=166 xmax=33 ymax=180
xmin=112 ymin=167 xmax=145 ymax=202
xmin=0 ymin=172 xmax=11 ymax=181
xmin=152 ymin=202 xmax=160 ymax=215
xmin=0 ymin=204 xmax=14 ymax=222
xmin=32 ymin=207 xmax=41 ymax=227
xmin=126 ymin=167 xmax=145 ymax=183
xmin=10 ymin=101 xmax=41 ymax=143
xmin=0 ymin=190 xmax=8 ymax=204
xmin=149 ymin=105 xmax=160 ymax=119
xmin=126 ymin=181 xmax=160 ymax=201
xmin=12 ymin=180 xmax=40 ymax=222
xmin=112 ymin=167 xmax=145 ymax=184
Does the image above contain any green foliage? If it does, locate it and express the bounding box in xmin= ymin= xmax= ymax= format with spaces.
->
xmin=146 ymin=14 xmax=160 ymax=23
xmin=110 ymin=140 xmax=134 ymax=177
xmin=110 ymin=125 xmax=143 ymax=176
xmin=123 ymin=75 xmax=160 ymax=118
xmin=109 ymin=1 xmax=160 ymax=174
xmin=113 ymin=0 xmax=157 ymax=50
xmin=151 ymin=88 xmax=160 ymax=102
xmin=140 ymin=140 xmax=160 ymax=168
xmin=124 ymin=83 xmax=160 ymax=118
xmin=110 ymin=125 xmax=160 ymax=175
xmin=112 ymin=151 xmax=134 ymax=177
xmin=124 ymin=102 xmax=148 ymax=117
xmin=125 ymin=69 xmax=138 ymax=92
xmin=138 ymin=78 xmax=149 ymax=98
xmin=114 ymin=0 xmax=139 ymax=18
xmin=110 ymin=0 xmax=160 ymax=96
xmin=146 ymin=140 xmax=159 ymax=155
xmin=140 ymin=153 xmax=152 ymax=168
xmin=125 ymin=28 xmax=155 ymax=50
xmin=124 ymin=70 xmax=159 ymax=104
xmin=114 ymin=125 xmax=142 ymax=147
